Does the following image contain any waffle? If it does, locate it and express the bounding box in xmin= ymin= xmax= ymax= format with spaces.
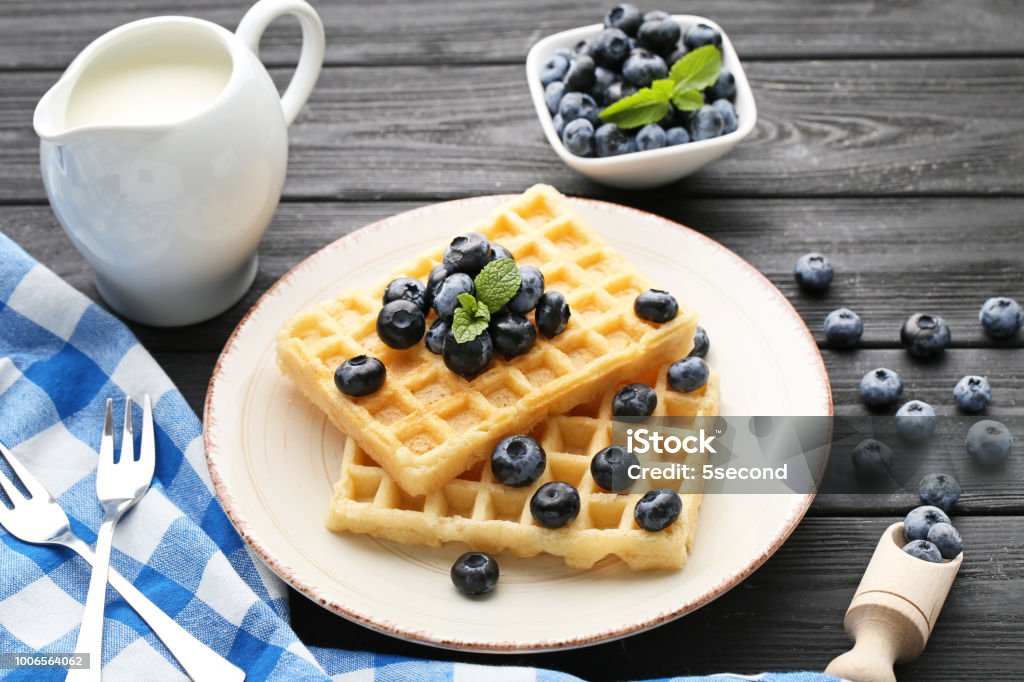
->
xmin=278 ymin=185 xmax=698 ymax=496
xmin=326 ymin=362 xmax=720 ymax=571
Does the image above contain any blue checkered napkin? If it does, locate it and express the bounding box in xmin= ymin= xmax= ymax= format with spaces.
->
xmin=0 ymin=231 xmax=834 ymax=682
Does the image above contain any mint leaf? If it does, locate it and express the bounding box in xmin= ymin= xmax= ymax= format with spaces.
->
xmin=649 ymin=78 xmax=675 ymax=98
xmin=451 ymin=305 xmax=490 ymax=343
xmin=474 ymin=258 xmax=522 ymax=313
xmin=599 ymin=88 xmax=671 ymax=129
xmin=671 ymin=89 xmax=704 ymax=112
xmin=458 ymin=292 xmax=479 ymax=316
xmin=669 ymin=45 xmax=721 ymax=92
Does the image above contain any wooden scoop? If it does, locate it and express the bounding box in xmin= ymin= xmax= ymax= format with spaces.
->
xmin=825 ymin=522 xmax=962 ymax=682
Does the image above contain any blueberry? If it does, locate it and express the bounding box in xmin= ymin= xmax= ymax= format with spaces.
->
xmin=635 ymin=123 xmax=667 ymax=151
xmin=622 ymin=49 xmax=668 ymax=87
xmin=688 ymin=326 xmax=710 ymax=358
xmin=643 ymin=10 xmax=670 ymax=22
xmin=433 ymin=273 xmax=475 ymax=321
xmin=903 ymin=540 xmax=942 ymax=563
xmin=918 ymin=473 xmax=961 ymax=511
xmin=666 ymin=126 xmax=690 ymax=146
xmin=927 ymin=523 xmax=962 ymax=559
xmin=667 ymin=45 xmax=687 ymax=66
xmin=562 ymin=118 xmax=595 ymax=157
xmin=489 ymin=243 xmax=514 ymax=261
xmin=689 ymin=105 xmax=724 ymax=141
xmin=591 ymin=28 xmax=631 ymax=68
xmin=657 ymin=104 xmax=678 ymax=129
xmin=634 ymin=488 xmax=682 ymax=531
xmin=637 ymin=17 xmax=681 ymax=55
xmin=558 ymin=91 xmax=598 ymax=125
xmin=895 ymin=400 xmax=937 ymax=442
xmin=539 ymin=54 xmax=569 ymax=86
xmin=965 ymin=419 xmax=1013 ymax=466
xmin=573 ymin=39 xmax=593 ymax=57
xmin=544 ymin=80 xmax=565 ymax=115
xmin=530 ymin=481 xmax=580 ymax=529
xmin=590 ymin=66 xmax=619 ymax=103
xmin=904 ymin=505 xmax=951 ymax=541
xmin=604 ymin=3 xmax=643 ymax=36
xmin=613 ymin=383 xmax=658 ymax=417
xmin=383 ymin=277 xmax=429 ymax=314
xmin=425 ymin=318 xmax=449 ymax=354
xmin=334 ymin=355 xmax=386 ymax=396
xmin=451 ymin=552 xmax=499 ymax=596
xmin=508 ymin=266 xmax=545 ymax=314
xmin=604 ymin=80 xmax=638 ymax=104
xmin=682 ymin=23 xmax=722 ymax=51
xmin=954 ymin=375 xmax=991 ymax=413
xmin=591 ymin=445 xmax=640 ymax=493
xmin=489 ymin=312 xmax=537 ymax=359
xmin=634 ymin=289 xmax=678 ymax=322
xmin=706 ymin=70 xmax=737 ymax=102
xmin=667 ymin=357 xmax=709 ymax=393
xmin=535 ymin=291 xmax=571 ymax=338
xmin=442 ymin=329 xmax=493 ymax=377
xmin=594 ymin=123 xmax=635 ymax=157
xmin=444 ymin=232 xmax=492 ymax=276
xmin=859 ymin=368 xmax=903 ymax=408
xmin=851 ymin=439 xmax=894 ymax=481
xmin=553 ymin=113 xmax=565 ymax=137
xmin=425 ymin=263 xmax=449 ymax=309
xmin=554 ymin=47 xmax=574 ymax=61
xmin=491 ymin=435 xmax=546 ymax=487
xmin=793 ymin=252 xmax=834 ymax=294
xmin=901 ymin=313 xmax=951 ymax=358
xmin=979 ymin=297 xmax=1022 ymax=338
xmin=563 ymin=55 xmax=596 ymax=92
xmin=711 ymin=98 xmax=738 ymax=134
xmin=376 ymin=300 xmax=426 ymax=349
xmin=823 ymin=308 xmax=863 ymax=349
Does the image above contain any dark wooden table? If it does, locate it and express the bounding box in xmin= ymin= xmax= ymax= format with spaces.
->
xmin=3 ymin=1 xmax=1023 ymax=678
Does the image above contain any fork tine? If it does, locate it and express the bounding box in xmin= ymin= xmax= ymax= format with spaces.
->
xmin=140 ymin=394 xmax=155 ymax=470
xmin=0 ymin=440 xmax=50 ymax=501
xmin=0 ymin=446 xmax=28 ymax=505
xmin=120 ymin=395 xmax=135 ymax=463
xmin=99 ymin=398 xmax=115 ymax=466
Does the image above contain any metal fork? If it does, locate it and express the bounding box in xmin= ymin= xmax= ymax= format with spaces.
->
xmin=0 ymin=401 xmax=244 ymax=682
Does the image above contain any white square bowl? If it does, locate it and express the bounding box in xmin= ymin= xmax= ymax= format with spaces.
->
xmin=525 ymin=15 xmax=757 ymax=189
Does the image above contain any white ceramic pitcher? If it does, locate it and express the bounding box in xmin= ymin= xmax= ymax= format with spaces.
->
xmin=33 ymin=0 xmax=325 ymax=327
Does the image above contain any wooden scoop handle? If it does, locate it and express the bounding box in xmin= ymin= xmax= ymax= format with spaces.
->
xmin=825 ymin=522 xmax=962 ymax=682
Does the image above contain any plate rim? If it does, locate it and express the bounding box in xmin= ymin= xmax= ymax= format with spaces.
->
xmin=203 ymin=193 xmax=833 ymax=653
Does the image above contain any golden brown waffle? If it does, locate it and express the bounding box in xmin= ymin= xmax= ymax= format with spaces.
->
xmin=327 ymin=365 xmax=720 ymax=571
xmin=277 ymin=185 xmax=697 ymax=496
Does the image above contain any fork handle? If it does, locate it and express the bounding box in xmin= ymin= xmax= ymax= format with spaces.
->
xmin=68 ymin=513 xmax=117 ymax=682
xmin=66 ymin=538 xmax=246 ymax=682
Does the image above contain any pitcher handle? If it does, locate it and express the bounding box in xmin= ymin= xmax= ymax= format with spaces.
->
xmin=236 ymin=0 xmax=325 ymax=126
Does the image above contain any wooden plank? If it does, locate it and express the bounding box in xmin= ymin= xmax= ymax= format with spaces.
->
xmin=1 ymin=0 xmax=1022 ymax=70
xmin=283 ymin=515 xmax=1024 ymax=679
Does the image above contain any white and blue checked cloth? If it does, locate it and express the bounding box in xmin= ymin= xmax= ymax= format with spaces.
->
xmin=0 ymin=232 xmax=833 ymax=682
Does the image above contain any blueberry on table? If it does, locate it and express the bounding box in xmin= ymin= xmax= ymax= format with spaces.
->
xmin=859 ymin=368 xmax=903 ymax=408
xmin=334 ymin=355 xmax=386 ymax=397
xmin=530 ymin=481 xmax=581 ymax=529
xmin=595 ymin=123 xmax=635 ymax=157
xmin=491 ymin=435 xmax=547 ymax=487
xmin=508 ymin=266 xmax=545 ymax=314
xmin=635 ymin=123 xmax=667 ymax=151
xmin=425 ymin=263 xmax=449 ymax=308
xmin=903 ymin=540 xmax=943 ymax=563
xmin=900 ymin=313 xmax=951 ymax=358
xmin=489 ymin=243 xmax=514 ymax=262
xmin=544 ymin=80 xmax=565 ymax=115
xmin=451 ymin=552 xmax=499 ymax=596
xmin=535 ymin=292 xmax=571 ymax=338
xmin=637 ymin=16 xmax=681 ymax=55
xmin=712 ymin=98 xmax=738 ymax=134
xmin=666 ymin=126 xmax=690 ymax=146
xmin=443 ymin=232 xmax=492 ymax=276
xmin=622 ymin=49 xmax=668 ymax=87
xmin=793 ymin=252 xmax=834 ymax=294
xmin=634 ymin=289 xmax=679 ymax=322
xmin=442 ymin=328 xmax=493 ymax=377
xmin=895 ymin=400 xmax=937 ymax=442
xmin=979 ymin=296 xmax=1022 ymax=338
xmin=823 ymin=307 xmax=863 ymax=349
xmin=851 ymin=439 xmax=894 ymax=481
xmin=604 ymin=3 xmax=643 ymax=36
xmin=490 ymin=312 xmax=537 ymax=359
xmin=965 ymin=419 xmax=1013 ymax=466
xmin=376 ymin=299 xmax=426 ymax=349
xmin=634 ymin=488 xmax=682 ymax=531
xmin=591 ymin=445 xmax=640 ymax=493
xmin=918 ymin=473 xmax=961 ymax=511
xmin=953 ymin=375 xmax=991 ymax=413
xmin=683 ymin=23 xmax=722 ymax=51
xmin=667 ymin=357 xmax=709 ymax=393
xmin=927 ymin=522 xmax=962 ymax=559
xmin=432 ymin=272 xmax=475 ymax=321
xmin=613 ymin=383 xmax=658 ymax=417
xmin=688 ymin=326 xmax=710 ymax=358
xmin=562 ymin=118 xmax=596 ymax=157
xmin=604 ymin=80 xmax=637 ymax=105
xmin=563 ymin=54 xmax=597 ymax=92
xmin=558 ymin=91 xmax=599 ymax=125
xmin=539 ymin=53 xmax=570 ymax=86
xmin=382 ymin=276 xmax=429 ymax=314
xmin=904 ymin=505 xmax=951 ymax=541
xmin=706 ymin=70 xmax=737 ymax=103
xmin=592 ymin=28 xmax=631 ymax=68
xmin=689 ymin=105 xmax=724 ymax=141
xmin=425 ymin=318 xmax=450 ymax=354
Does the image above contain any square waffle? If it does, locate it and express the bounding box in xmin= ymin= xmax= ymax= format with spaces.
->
xmin=326 ymin=362 xmax=720 ymax=570
xmin=277 ymin=185 xmax=698 ymax=496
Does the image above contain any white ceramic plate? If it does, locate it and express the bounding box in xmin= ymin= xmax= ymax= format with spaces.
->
xmin=204 ymin=194 xmax=831 ymax=652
